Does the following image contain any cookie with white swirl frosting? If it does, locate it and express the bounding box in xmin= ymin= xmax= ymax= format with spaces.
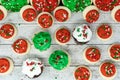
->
xmin=72 ymin=24 xmax=92 ymax=44
xmin=22 ymin=58 xmax=43 ymax=78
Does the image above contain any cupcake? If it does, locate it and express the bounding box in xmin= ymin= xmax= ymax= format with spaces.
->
xmin=22 ymin=58 xmax=43 ymax=78
xmin=0 ymin=23 xmax=17 ymax=40
xmin=32 ymin=32 xmax=52 ymax=51
xmin=96 ymin=24 xmax=113 ymax=41
xmin=0 ymin=5 xmax=7 ymax=21
xmin=12 ymin=39 xmax=31 ymax=55
xmin=49 ymin=50 xmax=70 ymax=70
xmin=83 ymin=47 xmax=101 ymax=63
xmin=0 ymin=57 xmax=14 ymax=75
xmin=0 ymin=0 xmax=29 ymax=12
xmin=83 ymin=5 xmax=99 ymax=23
xmin=20 ymin=5 xmax=37 ymax=22
xmin=72 ymin=24 xmax=92 ymax=44
xmin=62 ymin=0 xmax=92 ymax=12
xmin=55 ymin=27 xmax=71 ymax=45
xmin=93 ymin=0 xmax=120 ymax=11
xmin=108 ymin=43 xmax=120 ymax=61
xmin=74 ymin=66 xmax=92 ymax=80
xmin=30 ymin=0 xmax=59 ymax=13
xmin=37 ymin=12 xmax=54 ymax=29
xmin=111 ymin=5 xmax=120 ymax=22
xmin=99 ymin=62 xmax=117 ymax=79
xmin=53 ymin=6 xmax=71 ymax=22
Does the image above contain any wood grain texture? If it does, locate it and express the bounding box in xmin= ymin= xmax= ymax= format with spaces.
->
xmin=0 ymin=11 xmax=120 ymax=80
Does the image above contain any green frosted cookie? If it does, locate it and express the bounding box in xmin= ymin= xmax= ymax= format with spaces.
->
xmin=62 ymin=0 xmax=92 ymax=12
xmin=49 ymin=50 xmax=70 ymax=70
xmin=32 ymin=32 xmax=52 ymax=51
xmin=0 ymin=0 xmax=29 ymax=12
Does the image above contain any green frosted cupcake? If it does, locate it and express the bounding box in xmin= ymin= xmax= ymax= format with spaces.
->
xmin=0 ymin=0 xmax=29 ymax=12
xmin=32 ymin=32 xmax=52 ymax=51
xmin=62 ymin=0 xmax=92 ymax=12
xmin=49 ymin=50 xmax=70 ymax=70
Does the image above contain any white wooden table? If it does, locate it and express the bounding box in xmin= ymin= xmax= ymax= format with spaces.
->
xmin=0 ymin=11 xmax=120 ymax=80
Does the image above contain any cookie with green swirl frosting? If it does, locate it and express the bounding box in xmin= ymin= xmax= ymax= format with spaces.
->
xmin=49 ymin=50 xmax=70 ymax=70
xmin=0 ymin=0 xmax=29 ymax=12
xmin=62 ymin=0 xmax=92 ymax=12
xmin=32 ymin=32 xmax=52 ymax=51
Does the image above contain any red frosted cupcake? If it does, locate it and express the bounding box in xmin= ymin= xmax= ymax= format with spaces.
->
xmin=108 ymin=43 xmax=120 ymax=61
xmin=55 ymin=27 xmax=71 ymax=45
xmin=37 ymin=12 xmax=54 ymax=29
xmin=0 ymin=57 xmax=14 ymax=75
xmin=99 ymin=62 xmax=117 ymax=79
xmin=84 ymin=47 xmax=101 ymax=63
xmin=20 ymin=5 xmax=37 ymax=22
xmin=12 ymin=39 xmax=31 ymax=55
xmin=0 ymin=23 xmax=17 ymax=40
xmin=53 ymin=6 xmax=71 ymax=22
xmin=83 ymin=5 xmax=99 ymax=23
xmin=96 ymin=24 xmax=113 ymax=41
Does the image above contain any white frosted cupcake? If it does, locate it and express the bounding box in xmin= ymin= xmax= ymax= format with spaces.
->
xmin=12 ymin=39 xmax=31 ymax=55
xmin=0 ymin=5 xmax=7 ymax=21
xmin=20 ymin=5 xmax=37 ymax=22
xmin=83 ymin=5 xmax=99 ymax=23
xmin=74 ymin=66 xmax=92 ymax=80
xmin=22 ymin=58 xmax=43 ymax=78
xmin=83 ymin=47 xmax=101 ymax=63
xmin=111 ymin=5 xmax=120 ymax=22
xmin=53 ymin=6 xmax=71 ymax=22
xmin=72 ymin=24 xmax=92 ymax=44
xmin=0 ymin=57 xmax=14 ymax=75
xmin=0 ymin=23 xmax=17 ymax=40
xmin=99 ymin=62 xmax=117 ymax=80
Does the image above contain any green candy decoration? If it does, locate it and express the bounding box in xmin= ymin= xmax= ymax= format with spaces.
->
xmin=32 ymin=32 xmax=52 ymax=51
xmin=0 ymin=0 xmax=28 ymax=12
xmin=49 ymin=50 xmax=69 ymax=70
xmin=62 ymin=0 xmax=91 ymax=12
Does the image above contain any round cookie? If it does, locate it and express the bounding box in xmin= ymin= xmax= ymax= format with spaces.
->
xmin=55 ymin=27 xmax=71 ymax=45
xmin=111 ymin=5 xmax=120 ymax=22
xmin=49 ymin=50 xmax=70 ymax=70
xmin=30 ymin=0 xmax=59 ymax=13
xmin=62 ymin=0 xmax=92 ymax=12
xmin=0 ymin=0 xmax=29 ymax=12
xmin=0 ymin=5 xmax=7 ymax=21
xmin=53 ymin=6 xmax=71 ymax=22
xmin=22 ymin=58 xmax=43 ymax=78
xmin=74 ymin=66 xmax=92 ymax=80
xmin=72 ymin=24 xmax=92 ymax=44
xmin=93 ymin=0 xmax=120 ymax=11
xmin=20 ymin=5 xmax=37 ymax=22
xmin=0 ymin=57 xmax=14 ymax=75
xmin=108 ymin=43 xmax=120 ymax=61
xmin=83 ymin=5 xmax=99 ymax=23
xmin=96 ymin=24 xmax=113 ymax=41
xmin=12 ymin=39 xmax=31 ymax=55
xmin=99 ymin=62 xmax=117 ymax=79
xmin=0 ymin=23 xmax=17 ymax=40
xmin=83 ymin=47 xmax=101 ymax=63
xmin=32 ymin=32 xmax=52 ymax=51
xmin=37 ymin=12 xmax=54 ymax=29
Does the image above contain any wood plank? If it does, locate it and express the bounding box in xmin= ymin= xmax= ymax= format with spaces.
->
xmin=0 ymin=45 xmax=119 ymax=66
xmin=0 ymin=23 xmax=120 ymax=44
xmin=0 ymin=66 xmax=120 ymax=80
